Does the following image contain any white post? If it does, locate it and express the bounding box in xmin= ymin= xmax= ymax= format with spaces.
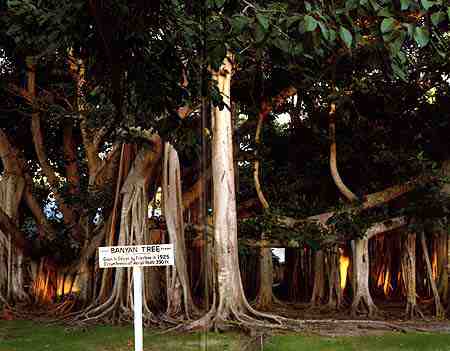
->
xmin=133 ymin=266 xmax=143 ymax=351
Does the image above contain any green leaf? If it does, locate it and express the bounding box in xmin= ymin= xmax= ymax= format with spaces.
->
xmin=381 ymin=18 xmax=396 ymax=33
xmin=254 ymin=24 xmax=266 ymax=42
xmin=414 ymin=27 xmax=430 ymax=47
xmin=256 ymin=13 xmax=270 ymax=32
xmin=431 ymin=11 xmax=446 ymax=26
xmin=369 ymin=0 xmax=381 ymax=11
xmin=304 ymin=15 xmax=318 ymax=32
xmin=215 ymin=0 xmax=225 ymax=8
xmin=339 ymin=26 xmax=353 ymax=48
xmin=389 ymin=33 xmax=406 ymax=54
xmin=273 ymin=38 xmax=291 ymax=53
xmin=400 ymin=0 xmax=411 ymax=10
xmin=329 ymin=29 xmax=337 ymax=42
xmin=378 ymin=8 xmax=393 ymax=17
xmin=318 ymin=21 xmax=329 ymax=40
xmin=231 ymin=15 xmax=248 ymax=34
xmin=421 ymin=0 xmax=436 ymax=10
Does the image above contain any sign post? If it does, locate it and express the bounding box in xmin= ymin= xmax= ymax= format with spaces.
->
xmin=99 ymin=244 xmax=174 ymax=351
xmin=133 ymin=266 xmax=143 ymax=351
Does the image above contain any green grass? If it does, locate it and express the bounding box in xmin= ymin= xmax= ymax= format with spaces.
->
xmin=265 ymin=333 xmax=450 ymax=351
xmin=2 ymin=320 xmax=450 ymax=351
xmin=0 ymin=320 xmax=241 ymax=351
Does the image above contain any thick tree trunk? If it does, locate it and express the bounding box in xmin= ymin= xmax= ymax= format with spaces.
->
xmin=401 ymin=233 xmax=423 ymax=319
xmin=255 ymin=245 xmax=274 ymax=310
xmin=310 ymin=250 xmax=325 ymax=307
xmin=351 ymin=239 xmax=377 ymax=317
xmin=211 ymin=55 xmax=254 ymax=324
xmin=435 ymin=231 xmax=448 ymax=299
xmin=186 ymin=54 xmax=282 ymax=330
xmin=327 ymin=247 xmax=343 ymax=310
xmin=163 ymin=142 xmax=196 ymax=319
xmin=0 ymin=174 xmax=27 ymax=303
xmin=78 ymin=140 xmax=162 ymax=323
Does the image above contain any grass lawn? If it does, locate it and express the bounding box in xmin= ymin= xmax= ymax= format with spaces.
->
xmin=265 ymin=333 xmax=450 ymax=351
xmin=2 ymin=320 xmax=450 ymax=351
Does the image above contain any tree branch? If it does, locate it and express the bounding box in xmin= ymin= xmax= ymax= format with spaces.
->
xmin=329 ymin=102 xmax=359 ymax=202
xmin=241 ymin=216 xmax=407 ymax=248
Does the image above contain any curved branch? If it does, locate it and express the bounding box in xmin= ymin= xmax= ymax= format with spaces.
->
xmin=275 ymin=174 xmax=434 ymax=229
xmin=27 ymin=61 xmax=80 ymax=239
xmin=254 ymin=111 xmax=270 ymax=210
xmin=0 ymin=129 xmax=55 ymax=239
xmin=253 ymin=86 xmax=297 ymax=211
xmin=329 ymin=102 xmax=358 ymax=202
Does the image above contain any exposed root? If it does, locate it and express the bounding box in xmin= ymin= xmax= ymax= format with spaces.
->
xmin=351 ymin=295 xmax=378 ymax=318
xmin=405 ymin=302 xmax=425 ymax=320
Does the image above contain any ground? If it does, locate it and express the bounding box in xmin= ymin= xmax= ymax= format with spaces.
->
xmin=2 ymin=320 xmax=450 ymax=351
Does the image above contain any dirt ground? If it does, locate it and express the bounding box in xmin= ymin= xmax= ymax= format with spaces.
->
xmin=264 ymin=300 xmax=450 ymax=337
xmin=4 ymin=299 xmax=450 ymax=338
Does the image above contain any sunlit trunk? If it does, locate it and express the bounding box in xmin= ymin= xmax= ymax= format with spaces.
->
xmin=351 ymin=239 xmax=377 ymax=317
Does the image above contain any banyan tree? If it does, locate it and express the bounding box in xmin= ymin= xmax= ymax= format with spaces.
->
xmin=0 ymin=0 xmax=450 ymax=331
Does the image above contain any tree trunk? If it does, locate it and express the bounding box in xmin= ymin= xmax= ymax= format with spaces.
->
xmin=327 ymin=246 xmax=343 ymax=310
xmin=435 ymin=231 xmax=448 ymax=299
xmin=78 ymin=140 xmax=162 ymax=323
xmin=0 ymin=174 xmax=27 ymax=303
xmin=211 ymin=55 xmax=255 ymax=324
xmin=420 ymin=231 xmax=445 ymax=319
xmin=401 ymin=233 xmax=423 ymax=319
xmin=255 ymin=245 xmax=274 ymax=310
xmin=186 ymin=54 xmax=282 ymax=330
xmin=310 ymin=250 xmax=325 ymax=307
xmin=163 ymin=142 xmax=196 ymax=319
xmin=351 ymin=239 xmax=377 ymax=317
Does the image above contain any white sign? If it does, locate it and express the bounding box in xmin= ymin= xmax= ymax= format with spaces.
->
xmin=98 ymin=244 xmax=174 ymax=268
xmin=98 ymin=244 xmax=175 ymax=351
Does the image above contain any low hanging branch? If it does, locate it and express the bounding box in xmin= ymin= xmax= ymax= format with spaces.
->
xmin=240 ymin=216 xmax=407 ymax=248
xmin=275 ymin=174 xmax=434 ymax=229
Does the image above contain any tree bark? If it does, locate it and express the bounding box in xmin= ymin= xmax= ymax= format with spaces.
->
xmin=401 ymin=233 xmax=423 ymax=319
xmin=255 ymin=245 xmax=274 ymax=310
xmin=420 ymin=231 xmax=445 ymax=319
xmin=351 ymin=238 xmax=377 ymax=317
xmin=310 ymin=250 xmax=325 ymax=307
xmin=186 ymin=54 xmax=283 ymax=330
xmin=163 ymin=142 xmax=197 ymax=319
xmin=327 ymin=246 xmax=343 ymax=310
